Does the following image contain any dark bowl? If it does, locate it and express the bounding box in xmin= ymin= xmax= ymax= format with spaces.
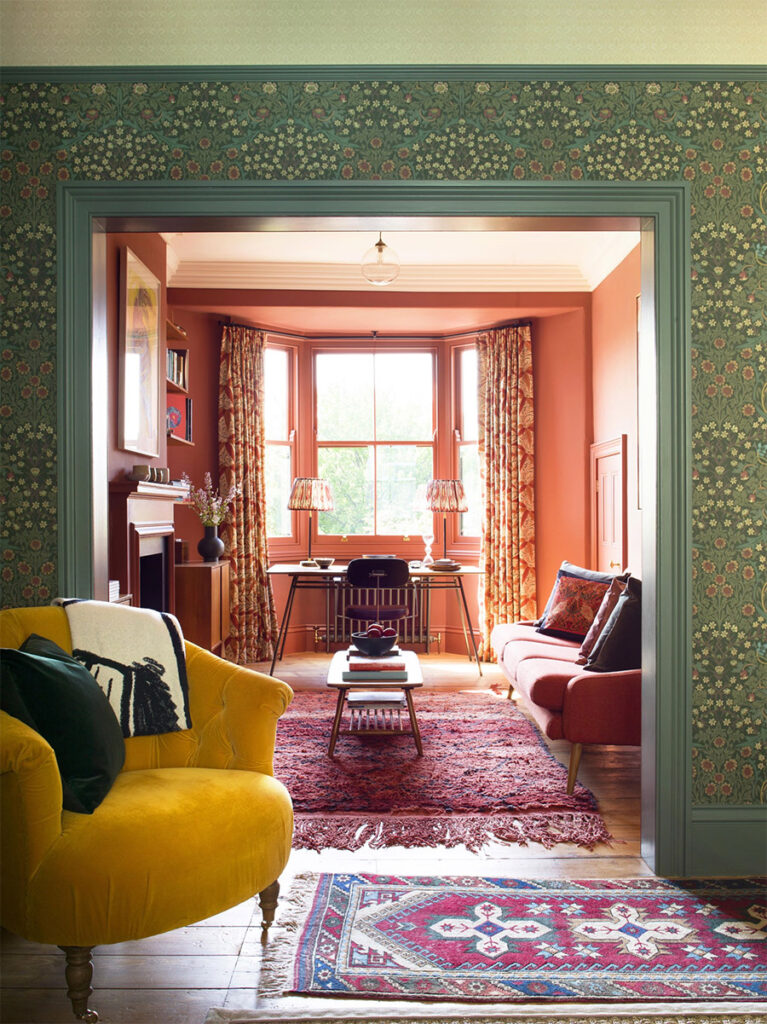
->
xmin=351 ymin=631 xmax=398 ymax=657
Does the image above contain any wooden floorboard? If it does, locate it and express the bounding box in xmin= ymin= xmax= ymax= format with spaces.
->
xmin=1 ymin=651 xmax=645 ymax=1024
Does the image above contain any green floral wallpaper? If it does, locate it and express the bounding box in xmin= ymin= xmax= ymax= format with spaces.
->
xmin=0 ymin=72 xmax=764 ymax=806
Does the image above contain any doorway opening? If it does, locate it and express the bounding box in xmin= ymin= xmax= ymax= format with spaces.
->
xmin=58 ymin=180 xmax=690 ymax=876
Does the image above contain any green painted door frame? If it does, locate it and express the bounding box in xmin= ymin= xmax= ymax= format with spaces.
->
xmin=58 ymin=179 xmax=691 ymax=875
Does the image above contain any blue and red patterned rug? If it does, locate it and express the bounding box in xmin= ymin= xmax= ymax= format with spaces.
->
xmin=286 ymin=874 xmax=766 ymax=1002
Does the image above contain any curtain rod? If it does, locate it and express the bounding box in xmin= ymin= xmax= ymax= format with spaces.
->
xmin=217 ymin=318 xmax=532 ymax=342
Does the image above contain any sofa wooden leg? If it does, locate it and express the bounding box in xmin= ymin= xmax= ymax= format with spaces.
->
xmin=258 ymin=879 xmax=280 ymax=937
xmin=566 ymin=742 xmax=583 ymax=795
xmin=58 ymin=946 xmax=98 ymax=1022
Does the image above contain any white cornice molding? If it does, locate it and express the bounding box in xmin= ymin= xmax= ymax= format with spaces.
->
xmin=167 ymin=260 xmax=592 ymax=292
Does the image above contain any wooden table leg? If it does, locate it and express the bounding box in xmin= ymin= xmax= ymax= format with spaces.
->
xmin=328 ymin=687 xmax=348 ymax=757
xmin=404 ymin=689 xmax=423 ymax=756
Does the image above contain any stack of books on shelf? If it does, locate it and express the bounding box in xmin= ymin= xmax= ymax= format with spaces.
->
xmin=342 ymin=649 xmax=408 ymax=682
xmin=108 ymin=580 xmax=120 ymax=602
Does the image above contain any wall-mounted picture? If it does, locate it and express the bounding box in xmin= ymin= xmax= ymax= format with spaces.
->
xmin=119 ymin=247 xmax=162 ymax=456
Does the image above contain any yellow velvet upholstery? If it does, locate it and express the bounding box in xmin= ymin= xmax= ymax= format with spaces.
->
xmin=0 ymin=606 xmax=294 ymax=949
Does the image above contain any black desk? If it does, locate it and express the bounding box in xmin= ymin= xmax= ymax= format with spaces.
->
xmin=267 ymin=562 xmax=483 ymax=676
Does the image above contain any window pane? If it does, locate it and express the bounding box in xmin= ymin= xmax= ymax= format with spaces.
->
xmin=316 ymin=353 xmax=374 ymax=441
xmin=374 ymin=352 xmax=433 ymax=441
xmin=264 ymin=347 xmax=289 ymax=441
xmin=317 ymin=446 xmax=374 ymax=535
xmin=265 ymin=445 xmax=292 ymax=536
xmin=460 ymin=347 xmax=479 ymax=442
xmin=376 ymin=445 xmax=433 ymax=535
xmin=459 ymin=443 xmax=481 ymax=536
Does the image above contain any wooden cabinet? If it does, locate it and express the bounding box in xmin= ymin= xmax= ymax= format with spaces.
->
xmin=175 ymin=561 xmax=230 ymax=654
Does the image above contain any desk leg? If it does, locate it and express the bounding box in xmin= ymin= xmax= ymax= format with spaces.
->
xmin=404 ymin=689 xmax=423 ymax=756
xmin=456 ymin=577 xmax=483 ymax=675
xmin=328 ymin=688 xmax=348 ymax=757
xmin=270 ymin=575 xmax=298 ymax=675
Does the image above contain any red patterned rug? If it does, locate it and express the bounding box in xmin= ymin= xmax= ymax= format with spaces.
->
xmin=273 ymin=690 xmax=612 ymax=851
xmin=285 ymin=874 xmax=767 ymax=1002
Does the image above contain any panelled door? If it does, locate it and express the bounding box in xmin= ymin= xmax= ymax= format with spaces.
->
xmin=590 ymin=436 xmax=628 ymax=573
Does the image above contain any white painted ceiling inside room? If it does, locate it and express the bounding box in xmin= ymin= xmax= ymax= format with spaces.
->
xmin=163 ymin=229 xmax=640 ymax=293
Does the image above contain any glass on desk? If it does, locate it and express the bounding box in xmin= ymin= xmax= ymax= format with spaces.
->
xmin=421 ymin=532 xmax=434 ymax=566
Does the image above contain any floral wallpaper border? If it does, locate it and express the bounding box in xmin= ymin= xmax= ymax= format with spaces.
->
xmin=0 ymin=71 xmax=764 ymax=805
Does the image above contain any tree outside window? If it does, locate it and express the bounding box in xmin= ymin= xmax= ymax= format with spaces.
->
xmin=264 ymin=345 xmax=294 ymax=537
xmin=456 ymin=345 xmax=481 ymax=537
xmin=315 ymin=350 xmax=435 ymax=537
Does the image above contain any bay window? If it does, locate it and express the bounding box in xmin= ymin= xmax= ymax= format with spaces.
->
xmin=264 ymin=344 xmax=294 ymax=537
xmin=315 ymin=350 xmax=435 ymax=538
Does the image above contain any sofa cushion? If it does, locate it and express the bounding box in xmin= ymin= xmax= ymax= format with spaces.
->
xmin=500 ymin=638 xmax=580 ymax=680
xmin=536 ymin=560 xmax=625 ymax=625
xmin=577 ymin=576 xmax=628 ymax=664
xmin=585 ymin=576 xmax=642 ymax=672
xmin=536 ymin=571 xmax=611 ymax=640
xmin=0 ymin=634 xmax=126 ymax=814
xmin=514 ymin=657 xmax=580 ymax=712
xmin=490 ymin=622 xmax=579 ymax=659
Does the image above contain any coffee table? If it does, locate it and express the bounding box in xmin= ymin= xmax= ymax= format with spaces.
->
xmin=326 ymin=648 xmax=423 ymax=757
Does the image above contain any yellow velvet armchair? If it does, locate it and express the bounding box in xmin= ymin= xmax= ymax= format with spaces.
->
xmin=0 ymin=606 xmax=294 ymax=1023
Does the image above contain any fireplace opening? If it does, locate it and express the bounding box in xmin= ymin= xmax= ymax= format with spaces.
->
xmin=139 ymin=535 xmax=169 ymax=612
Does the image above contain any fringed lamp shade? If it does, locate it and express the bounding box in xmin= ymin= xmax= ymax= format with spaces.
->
xmin=288 ymin=477 xmax=334 ymax=566
xmin=426 ymin=479 xmax=468 ymax=562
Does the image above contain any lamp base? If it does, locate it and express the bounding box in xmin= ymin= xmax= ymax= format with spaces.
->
xmin=300 ymin=558 xmax=319 ymax=568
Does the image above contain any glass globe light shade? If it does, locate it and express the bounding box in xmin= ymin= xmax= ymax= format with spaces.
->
xmin=361 ymin=233 xmax=400 ymax=286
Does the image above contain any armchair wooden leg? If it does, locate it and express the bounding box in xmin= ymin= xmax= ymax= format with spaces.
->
xmin=258 ymin=879 xmax=280 ymax=938
xmin=566 ymin=742 xmax=583 ymax=795
xmin=58 ymin=946 xmax=99 ymax=1022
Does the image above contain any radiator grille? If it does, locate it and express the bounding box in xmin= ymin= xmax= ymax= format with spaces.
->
xmin=328 ymin=581 xmax=428 ymax=646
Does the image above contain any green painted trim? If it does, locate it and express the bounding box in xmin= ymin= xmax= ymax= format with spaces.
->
xmin=688 ymin=808 xmax=767 ymax=875
xmin=654 ymin=186 xmax=693 ymax=877
xmin=57 ymin=183 xmax=95 ymax=598
xmin=4 ymin=64 xmax=766 ymax=84
xmin=59 ymin=178 xmax=694 ymax=873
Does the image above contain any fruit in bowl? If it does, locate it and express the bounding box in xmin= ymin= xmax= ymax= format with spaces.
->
xmin=351 ymin=623 xmax=398 ymax=656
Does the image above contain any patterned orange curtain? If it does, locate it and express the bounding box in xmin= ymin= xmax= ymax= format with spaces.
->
xmin=218 ymin=324 xmax=278 ymax=663
xmin=476 ymin=323 xmax=537 ymax=660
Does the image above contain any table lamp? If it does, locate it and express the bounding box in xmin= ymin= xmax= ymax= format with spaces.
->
xmin=426 ymin=478 xmax=468 ymax=567
xmin=288 ymin=477 xmax=334 ymax=567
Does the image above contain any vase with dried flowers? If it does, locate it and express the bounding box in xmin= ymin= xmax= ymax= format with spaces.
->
xmin=182 ymin=472 xmax=241 ymax=562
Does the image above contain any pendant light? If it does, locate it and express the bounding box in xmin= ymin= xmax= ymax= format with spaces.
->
xmin=361 ymin=232 xmax=400 ymax=286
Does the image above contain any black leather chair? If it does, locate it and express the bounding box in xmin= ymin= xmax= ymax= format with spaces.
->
xmin=345 ymin=557 xmax=411 ymax=625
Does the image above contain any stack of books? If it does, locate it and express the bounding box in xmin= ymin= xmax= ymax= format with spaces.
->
xmin=342 ymin=650 xmax=408 ymax=682
xmin=108 ymin=580 xmax=121 ymax=602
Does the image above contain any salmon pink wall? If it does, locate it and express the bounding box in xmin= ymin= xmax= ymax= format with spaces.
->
xmin=532 ymin=307 xmax=592 ymax=609
xmin=169 ymin=292 xmax=596 ymax=646
xmin=165 ymin=308 xmax=222 ymax=560
xmin=591 ymin=244 xmax=642 ymax=574
xmin=106 ymin=233 xmax=167 ymax=480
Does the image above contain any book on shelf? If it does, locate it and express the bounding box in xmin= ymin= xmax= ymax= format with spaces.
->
xmin=342 ymin=669 xmax=408 ymax=682
xmin=347 ymin=657 xmax=407 ymax=672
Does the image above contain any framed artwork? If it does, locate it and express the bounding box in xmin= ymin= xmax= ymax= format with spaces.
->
xmin=119 ymin=247 xmax=162 ymax=456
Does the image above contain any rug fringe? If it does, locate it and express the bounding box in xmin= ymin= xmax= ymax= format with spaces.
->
xmin=206 ymin=1006 xmax=766 ymax=1023
xmin=292 ymin=812 xmax=613 ymax=852
xmin=258 ymin=871 xmax=321 ymax=998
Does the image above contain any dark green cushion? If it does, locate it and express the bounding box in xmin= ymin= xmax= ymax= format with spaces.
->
xmin=0 ymin=634 xmax=125 ymax=813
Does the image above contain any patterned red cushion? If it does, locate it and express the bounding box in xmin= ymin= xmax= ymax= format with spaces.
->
xmin=535 ymin=573 xmax=610 ymax=640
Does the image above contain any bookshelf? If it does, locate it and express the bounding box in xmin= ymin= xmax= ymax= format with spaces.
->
xmin=166 ymin=319 xmax=193 ymax=446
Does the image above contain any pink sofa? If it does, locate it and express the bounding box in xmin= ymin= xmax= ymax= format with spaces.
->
xmin=490 ymin=621 xmax=641 ymax=793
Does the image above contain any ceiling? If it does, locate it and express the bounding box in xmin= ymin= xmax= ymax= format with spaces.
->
xmin=165 ymin=229 xmax=640 ymax=293
xmin=164 ymin=226 xmax=640 ymax=335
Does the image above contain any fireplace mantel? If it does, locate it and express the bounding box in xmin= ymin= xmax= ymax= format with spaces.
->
xmin=109 ymin=480 xmax=187 ymax=611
